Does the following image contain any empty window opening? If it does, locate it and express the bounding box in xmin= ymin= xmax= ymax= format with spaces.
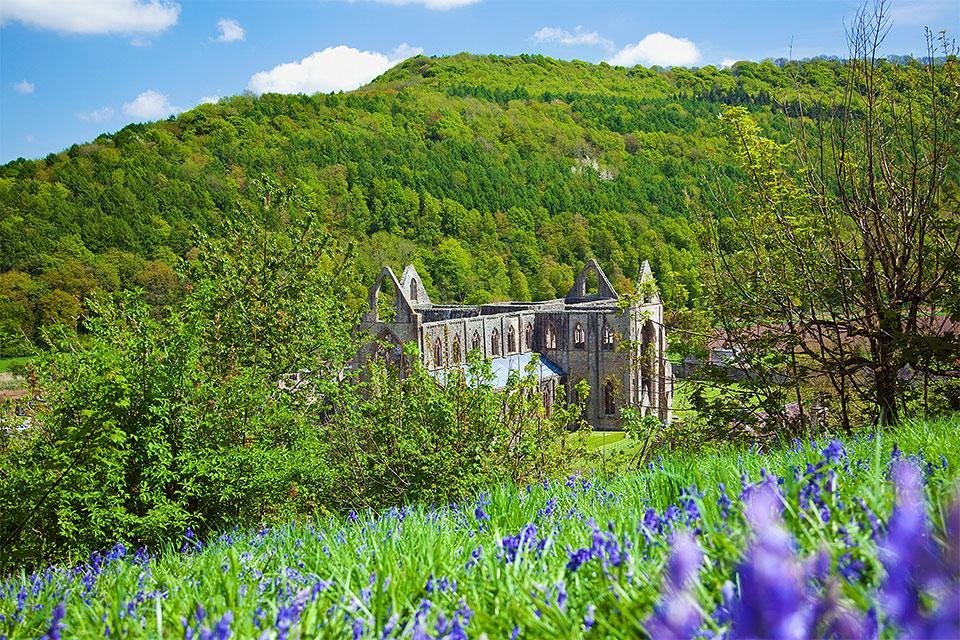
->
xmin=433 ymin=336 xmax=444 ymax=367
xmin=584 ymin=268 xmax=600 ymax=297
xmin=491 ymin=328 xmax=501 ymax=356
xmin=602 ymin=324 xmax=615 ymax=351
xmin=410 ymin=278 xmax=418 ymax=302
xmin=507 ymin=325 xmax=517 ymax=353
xmin=375 ymin=278 xmax=398 ymax=323
xmin=604 ymin=379 xmax=616 ymax=415
xmin=472 ymin=330 xmax=482 ymax=352
xmin=573 ymin=323 xmax=586 ymax=349
xmin=524 ymin=322 xmax=534 ymax=350
xmin=545 ymin=323 xmax=557 ymax=349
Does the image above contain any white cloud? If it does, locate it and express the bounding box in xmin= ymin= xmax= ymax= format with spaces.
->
xmin=199 ymin=95 xmax=222 ymax=104
xmin=77 ymin=106 xmax=115 ymax=122
xmin=215 ymin=17 xmax=244 ymax=42
xmin=720 ymin=58 xmax=738 ymax=69
xmin=358 ymin=0 xmax=479 ymax=9
xmin=608 ymin=32 xmax=701 ymax=67
xmin=24 ymin=134 xmax=36 ymax=143
xmin=122 ymin=90 xmax=180 ymax=120
xmin=532 ymin=26 xmax=613 ymax=51
xmin=248 ymin=43 xmax=422 ymax=94
xmin=13 ymin=80 xmax=35 ymax=94
xmin=0 ymin=0 xmax=180 ymax=34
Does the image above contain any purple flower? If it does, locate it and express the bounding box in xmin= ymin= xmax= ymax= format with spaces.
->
xmin=583 ymin=604 xmax=596 ymax=631
xmin=727 ymin=482 xmax=816 ymax=639
xmin=556 ymin=580 xmax=568 ymax=611
xmin=717 ymin=483 xmax=731 ymax=521
xmin=822 ymin=439 xmax=844 ymax=463
xmin=474 ymin=505 xmax=490 ymax=522
xmin=212 ymin=611 xmax=233 ymax=640
xmin=644 ymin=532 xmax=703 ymax=640
xmin=44 ymin=602 xmax=66 ymax=640
xmin=499 ymin=524 xmax=543 ymax=563
xmin=838 ymin=552 xmax=865 ymax=583
xmin=879 ymin=459 xmax=958 ymax=637
xmin=566 ymin=547 xmax=591 ymax=572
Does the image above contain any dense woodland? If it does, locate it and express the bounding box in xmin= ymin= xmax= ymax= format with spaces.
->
xmin=0 ymin=52 xmax=900 ymax=354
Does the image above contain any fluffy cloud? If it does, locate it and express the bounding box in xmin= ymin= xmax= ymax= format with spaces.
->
xmin=248 ymin=44 xmax=422 ymax=95
xmin=359 ymin=0 xmax=479 ymax=9
xmin=608 ymin=32 xmax=701 ymax=67
xmin=122 ymin=90 xmax=180 ymax=120
xmin=0 ymin=0 xmax=180 ymax=34
xmin=13 ymin=80 xmax=35 ymax=94
xmin=215 ymin=17 xmax=244 ymax=42
xmin=77 ymin=106 xmax=116 ymax=122
xmin=532 ymin=26 xmax=613 ymax=51
xmin=720 ymin=58 xmax=738 ymax=69
xmin=199 ymin=95 xmax=222 ymax=104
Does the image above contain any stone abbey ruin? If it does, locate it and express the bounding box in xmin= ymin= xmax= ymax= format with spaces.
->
xmin=360 ymin=260 xmax=672 ymax=430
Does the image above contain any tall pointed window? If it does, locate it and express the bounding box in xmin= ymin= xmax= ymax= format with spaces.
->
xmin=545 ymin=323 xmax=557 ymax=349
xmin=491 ymin=328 xmax=501 ymax=356
xmin=573 ymin=323 xmax=586 ymax=349
xmin=409 ymin=278 xmax=418 ymax=302
xmin=524 ymin=322 xmax=533 ymax=350
xmin=433 ymin=337 xmax=444 ymax=367
xmin=472 ymin=330 xmax=482 ymax=352
xmin=507 ymin=325 xmax=517 ymax=353
xmin=452 ymin=335 xmax=462 ymax=364
xmin=602 ymin=324 xmax=615 ymax=351
xmin=604 ymin=379 xmax=616 ymax=415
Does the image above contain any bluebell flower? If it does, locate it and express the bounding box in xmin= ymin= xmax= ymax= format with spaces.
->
xmin=822 ymin=439 xmax=844 ymax=463
xmin=727 ymin=482 xmax=816 ymax=639
xmin=644 ymin=532 xmax=703 ymax=640
xmin=838 ymin=552 xmax=865 ymax=583
xmin=212 ymin=611 xmax=233 ymax=640
xmin=716 ymin=483 xmax=731 ymax=521
xmin=583 ymin=604 xmax=596 ymax=631
xmin=43 ymin=602 xmax=65 ymax=640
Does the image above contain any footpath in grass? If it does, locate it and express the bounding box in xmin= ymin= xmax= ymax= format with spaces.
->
xmin=2 ymin=416 xmax=959 ymax=639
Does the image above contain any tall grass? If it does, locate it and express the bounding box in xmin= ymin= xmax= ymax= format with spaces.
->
xmin=2 ymin=415 xmax=958 ymax=639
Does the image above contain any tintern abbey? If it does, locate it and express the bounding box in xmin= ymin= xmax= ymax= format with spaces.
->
xmin=360 ymin=260 xmax=672 ymax=430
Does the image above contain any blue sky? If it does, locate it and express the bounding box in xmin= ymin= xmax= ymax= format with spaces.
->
xmin=1 ymin=0 xmax=956 ymax=162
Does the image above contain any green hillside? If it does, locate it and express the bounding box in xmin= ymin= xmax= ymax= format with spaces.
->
xmin=0 ymin=53 xmax=886 ymax=350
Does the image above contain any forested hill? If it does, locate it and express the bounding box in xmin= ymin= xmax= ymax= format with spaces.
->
xmin=0 ymin=53 xmax=862 ymax=350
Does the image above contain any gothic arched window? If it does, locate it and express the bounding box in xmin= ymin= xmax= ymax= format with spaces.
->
xmin=433 ymin=336 xmax=444 ymax=367
xmin=491 ymin=328 xmax=501 ymax=356
xmin=471 ymin=330 xmax=482 ymax=352
xmin=452 ymin=335 xmax=462 ymax=364
xmin=409 ymin=278 xmax=418 ymax=302
xmin=545 ymin=323 xmax=557 ymax=349
xmin=573 ymin=323 xmax=586 ymax=349
xmin=603 ymin=379 xmax=616 ymax=415
xmin=524 ymin=322 xmax=533 ymax=350
xmin=602 ymin=324 xmax=615 ymax=351
xmin=507 ymin=325 xmax=517 ymax=353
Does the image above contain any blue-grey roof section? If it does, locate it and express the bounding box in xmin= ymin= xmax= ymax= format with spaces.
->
xmin=433 ymin=351 xmax=564 ymax=389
